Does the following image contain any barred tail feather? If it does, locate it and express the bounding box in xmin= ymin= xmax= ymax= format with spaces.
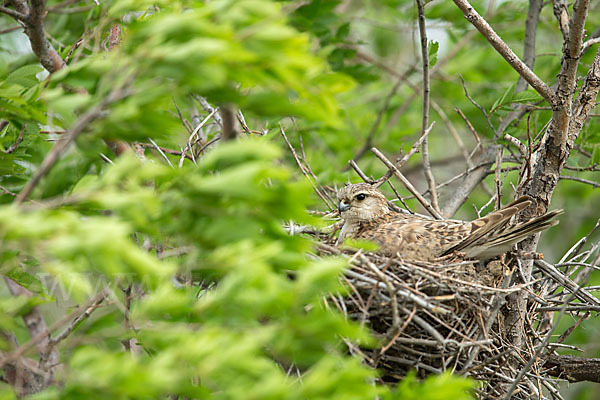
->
xmin=447 ymin=208 xmax=563 ymax=259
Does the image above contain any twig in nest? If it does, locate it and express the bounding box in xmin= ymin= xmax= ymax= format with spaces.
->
xmin=358 ymin=253 xmax=400 ymax=328
xmin=502 ymin=285 xmax=582 ymax=400
xmin=535 ymin=259 xmax=600 ymax=306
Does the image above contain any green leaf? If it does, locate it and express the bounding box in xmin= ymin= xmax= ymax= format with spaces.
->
xmin=511 ymin=89 xmax=543 ymax=104
xmin=343 ymin=237 xmax=380 ymax=252
xmin=388 ymin=371 xmax=475 ymax=400
xmin=491 ymin=83 xmax=515 ymax=113
xmin=5 ymin=64 xmax=43 ymax=88
xmin=5 ymin=267 xmax=46 ymax=296
xmin=335 ymin=22 xmax=351 ymax=41
xmin=428 ymin=40 xmax=439 ymax=67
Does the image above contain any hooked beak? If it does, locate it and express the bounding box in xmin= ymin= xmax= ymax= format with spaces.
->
xmin=338 ymin=201 xmax=350 ymax=213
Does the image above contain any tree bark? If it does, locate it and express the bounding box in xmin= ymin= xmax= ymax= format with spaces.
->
xmin=545 ymin=354 xmax=600 ymax=383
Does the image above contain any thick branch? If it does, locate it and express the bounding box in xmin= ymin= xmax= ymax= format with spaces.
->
xmin=545 ymin=354 xmax=600 ymax=383
xmin=25 ymin=1 xmax=66 ymax=73
xmin=518 ymin=42 xmax=600 ymax=222
xmin=452 ymin=0 xmax=555 ymax=104
xmin=0 ymin=288 xmax=109 ymax=371
xmin=0 ymin=5 xmax=63 ymax=390
xmin=548 ymin=0 xmax=590 ymax=146
xmin=568 ymin=45 xmax=600 ymax=148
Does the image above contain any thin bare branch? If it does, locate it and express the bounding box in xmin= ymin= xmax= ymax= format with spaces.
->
xmin=516 ymin=0 xmax=543 ymax=92
xmin=0 ymin=5 xmax=27 ymax=21
xmin=16 ymin=86 xmax=130 ymax=205
xmin=50 ymin=291 xmax=107 ymax=346
xmin=582 ymin=37 xmax=600 ymax=54
xmin=415 ymin=0 xmax=439 ymax=214
xmin=431 ymin=101 xmax=472 ymax=168
xmin=441 ymin=145 xmax=498 ymax=218
xmin=452 ymin=0 xmax=555 ymax=104
xmin=559 ymin=175 xmax=600 ymax=188
xmin=281 ymin=127 xmax=335 ymax=211
xmin=535 ymin=260 xmax=600 ymax=306
xmin=193 ymin=95 xmax=223 ymax=127
xmin=148 ymin=138 xmax=173 ymax=168
xmin=351 ymin=76 xmax=405 ymax=162
xmin=494 ymin=146 xmax=503 ymax=210
xmin=3 ymin=124 xmax=25 ymax=154
xmin=348 ymin=160 xmax=372 ymax=183
xmin=374 ymin=122 xmax=435 ymax=187
xmin=455 ymin=106 xmax=483 ymax=149
xmin=371 ymin=147 xmax=442 ymax=219
xmin=0 ymin=288 xmax=109 ymax=371
xmin=504 ymin=133 xmax=528 ymax=158
xmin=559 ymin=219 xmax=600 ymax=263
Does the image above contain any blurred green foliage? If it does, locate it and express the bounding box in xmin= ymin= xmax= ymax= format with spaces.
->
xmin=0 ymin=0 xmax=480 ymax=399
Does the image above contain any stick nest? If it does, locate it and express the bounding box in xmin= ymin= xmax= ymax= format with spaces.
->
xmin=313 ymin=236 xmax=590 ymax=400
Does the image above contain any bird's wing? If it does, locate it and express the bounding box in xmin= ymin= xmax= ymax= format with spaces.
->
xmin=440 ymin=196 xmax=533 ymax=256
xmin=476 ymin=209 xmax=563 ymax=248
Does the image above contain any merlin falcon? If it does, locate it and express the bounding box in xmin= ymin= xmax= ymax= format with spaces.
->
xmin=336 ymin=183 xmax=563 ymax=261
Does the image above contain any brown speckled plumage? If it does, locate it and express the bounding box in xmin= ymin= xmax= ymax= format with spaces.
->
xmin=337 ymin=183 xmax=563 ymax=261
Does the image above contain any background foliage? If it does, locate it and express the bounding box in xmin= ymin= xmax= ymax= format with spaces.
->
xmin=0 ymin=0 xmax=598 ymax=399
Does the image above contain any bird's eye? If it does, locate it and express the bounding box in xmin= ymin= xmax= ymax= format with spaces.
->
xmin=356 ymin=193 xmax=366 ymax=201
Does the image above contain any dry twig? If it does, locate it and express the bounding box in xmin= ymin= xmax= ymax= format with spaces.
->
xmin=371 ymin=147 xmax=442 ymax=219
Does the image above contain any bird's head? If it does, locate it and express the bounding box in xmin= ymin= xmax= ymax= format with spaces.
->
xmin=336 ymin=183 xmax=390 ymax=223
